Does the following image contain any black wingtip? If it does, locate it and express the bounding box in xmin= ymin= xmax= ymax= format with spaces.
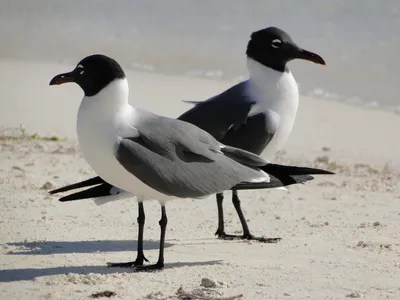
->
xmin=255 ymin=163 xmax=334 ymax=187
xmin=263 ymin=163 xmax=335 ymax=175
xmin=58 ymin=183 xmax=115 ymax=202
xmin=49 ymin=176 xmax=106 ymax=195
xmin=182 ymin=100 xmax=202 ymax=105
xmin=233 ymin=174 xmax=316 ymax=191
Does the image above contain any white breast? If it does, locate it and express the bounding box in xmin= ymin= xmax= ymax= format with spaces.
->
xmin=246 ymin=58 xmax=299 ymax=160
xmin=76 ymin=79 xmax=174 ymax=203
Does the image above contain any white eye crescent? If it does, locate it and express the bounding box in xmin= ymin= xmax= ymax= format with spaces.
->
xmin=77 ymin=64 xmax=84 ymax=75
xmin=271 ymin=39 xmax=282 ymax=48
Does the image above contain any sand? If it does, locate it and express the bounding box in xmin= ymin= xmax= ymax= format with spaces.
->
xmin=0 ymin=59 xmax=399 ymax=299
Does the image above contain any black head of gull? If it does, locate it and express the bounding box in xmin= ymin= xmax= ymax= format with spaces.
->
xmin=246 ymin=26 xmax=326 ymax=72
xmin=49 ymin=54 xmax=126 ymax=97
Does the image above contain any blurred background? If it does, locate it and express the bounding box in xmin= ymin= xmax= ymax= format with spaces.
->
xmin=0 ymin=0 xmax=399 ymax=112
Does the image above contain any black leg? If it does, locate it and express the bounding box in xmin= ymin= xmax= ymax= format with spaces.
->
xmin=215 ymin=193 xmax=225 ymax=237
xmin=217 ymin=190 xmax=282 ymax=243
xmin=232 ymin=189 xmax=252 ymax=236
xmin=133 ymin=204 xmax=167 ymax=272
xmin=135 ymin=201 xmax=148 ymax=264
xmin=107 ymin=202 xmax=149 ymax=268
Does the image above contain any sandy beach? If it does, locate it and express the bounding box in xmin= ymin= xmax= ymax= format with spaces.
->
xmin=1 ymin=1 xmax=400 ymax=298
xmin=0 ymin=57 xmax=399 ymax=299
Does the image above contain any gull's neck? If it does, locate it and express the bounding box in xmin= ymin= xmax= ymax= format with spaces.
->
xmin=245 ymin=58 xmax=299 ymax=160
xmin=247 ymin=57 xmax=290 ymax=87
xmin=81 ymin=78 xmax=130 ymax=117
xmin=246 ymin=57 xmax=298 ymax=102
xmin=245 ymin=57 xmax=299 ymax=117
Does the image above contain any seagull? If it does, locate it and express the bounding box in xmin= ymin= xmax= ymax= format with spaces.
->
xmin=50 ymin=26 xmax=326 ymax=243
xmin=49 ymin=53 xmax=333 ymax=271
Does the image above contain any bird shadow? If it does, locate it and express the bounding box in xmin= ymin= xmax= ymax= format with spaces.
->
xmin=0 ymin=260 xmax=224 ymax=282
xmin=6 ymin=239 xmax=173 ymax=255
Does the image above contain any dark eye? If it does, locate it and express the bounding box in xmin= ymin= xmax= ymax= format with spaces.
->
xmin=271 ymin=39 xmax=282 ymax=49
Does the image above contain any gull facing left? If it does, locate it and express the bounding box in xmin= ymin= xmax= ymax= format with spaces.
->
xmin=49 ymin=54 xmax=333 ymax=271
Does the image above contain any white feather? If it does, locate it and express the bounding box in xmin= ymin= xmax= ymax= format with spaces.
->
xmin=246 ymin=58 xmax=299 ymax=160
xmin=77 ymin=79 xmax=175 ymax=204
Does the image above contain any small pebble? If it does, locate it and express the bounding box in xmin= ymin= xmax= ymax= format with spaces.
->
xmin=90 ymin=290 xmax=116 ymax=298
xmin=373 ymin=221 xmax=381 ymax=227
xmin=346 ymin=291 xmax=362 ymax=298
xmin=41 ymin=181 xmax=55 ymax=190
xmin=315 ymin=156 xmax=329 ymax=163
xmin=380 ymin=244 xmax=393 ymax=250
xmin=200 ymin=278 xmax=217 ymax=288
xmin=357 ymin=241 xmax=368 ymax=248
xmin=256 ymin=283 xmax=266 ymax=287
xmin=12 ymin=166 xmax=25 ymax=172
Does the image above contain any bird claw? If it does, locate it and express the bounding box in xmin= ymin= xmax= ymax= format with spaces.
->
xmin=107 ymin=255 xmax=149 ymax=268
xmin=217 ymin=232 xmax=282 ymax=243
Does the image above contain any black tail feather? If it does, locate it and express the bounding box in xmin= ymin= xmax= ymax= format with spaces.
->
xmin=262 ymin=163 xmax=334 ymax=175
xmin=260 ymin=163 xmax=333 ymax=185
xmin=49 ymin=176 xmax=105 ymax=195
xmin=58 ymin=183 xmax=114 ymax=202
xmin=233 ymin=174 xmax=315 ymax=190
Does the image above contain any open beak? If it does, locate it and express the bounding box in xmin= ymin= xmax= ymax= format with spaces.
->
xmin=49 ymin=71 xmax=76 ymax=86
xmin=296 ymin=48 xmax=326 ymax=65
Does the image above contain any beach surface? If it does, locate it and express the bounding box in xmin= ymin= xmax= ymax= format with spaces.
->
xmin=0 ymin=59 xmax=399 ymax=299
xmin=1 ymin=0 xmax=400 ymax=298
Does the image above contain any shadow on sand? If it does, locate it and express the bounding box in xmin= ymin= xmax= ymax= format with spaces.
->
xmin=6 ymin=239 xmax=172 ymax=255
xmin=0 ymin=260 xmax=224 ymax=282
xmin=2 ymin=239 xmax=224 ymax=282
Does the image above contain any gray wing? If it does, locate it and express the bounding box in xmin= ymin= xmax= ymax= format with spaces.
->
xmin=178 ymin=81 xmax=255 ymax=141
xmin=179 ymin=81 xmax=279 ymax=155
xmin=115 ymin=116 xmax=268 ymax=199
xmin=220 ymin=108 xmax=279 ymax=155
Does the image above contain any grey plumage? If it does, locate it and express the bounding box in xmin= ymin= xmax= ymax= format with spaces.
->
xmin=115 ymin=115 xmax=269 ymax=199
xmin=179 ymin=81 xmax=277 ymax=154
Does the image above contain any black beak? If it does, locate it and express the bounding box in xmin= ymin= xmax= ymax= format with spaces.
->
xmin=296 ymin=48 xmax=326 ymax=65
xmin=49 ymin=71 xmax=76 ymax=86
